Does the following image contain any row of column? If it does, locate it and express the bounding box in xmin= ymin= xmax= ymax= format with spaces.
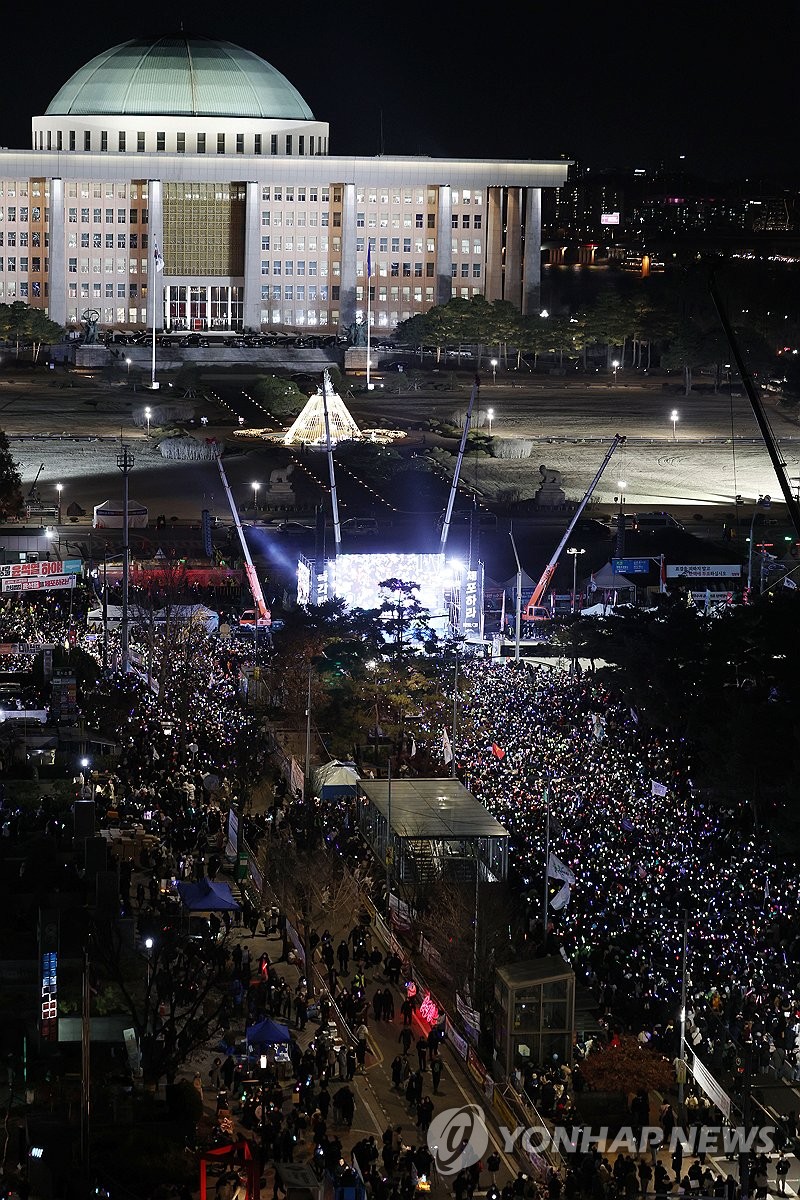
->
xmin=45 ymin=177 xmax=543 ymax=332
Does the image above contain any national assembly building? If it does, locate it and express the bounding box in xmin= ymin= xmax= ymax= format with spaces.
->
xmin=1 ymin=34 xmax=568 ymax=336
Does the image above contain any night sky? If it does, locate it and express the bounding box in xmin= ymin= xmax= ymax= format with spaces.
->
xmin=6 ymin=2 xmax=798 ymax=182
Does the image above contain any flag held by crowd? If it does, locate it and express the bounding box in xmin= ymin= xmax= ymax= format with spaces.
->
xmin=651 ymin=780 xmax=668 ymax=797
xmin=491 ymin=742 xmax=506 ymax=760
xmin=442 ymin=729 xmax=453 ymax=765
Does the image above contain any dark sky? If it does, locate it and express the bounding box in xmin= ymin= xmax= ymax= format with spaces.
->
xmin=7 ymin=2 xmax=799 ymax=182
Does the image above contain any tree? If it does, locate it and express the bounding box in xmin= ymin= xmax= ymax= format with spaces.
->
xmin=89 ymin=913 xmax=235 ymax=1087
xmin=580 ymin=1035 xmax=674 ymax=1095
xmin=378 ymin=578 xmax=437 ymax=661
xmin=0 ymin=430 xmax=22 ymax=518
xmin=26 ymin=309 xmax=64 ymax=362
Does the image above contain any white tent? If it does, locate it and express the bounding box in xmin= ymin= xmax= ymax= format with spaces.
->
xmin=92 ymin=499 xmax=148 ymax=528
xmin=313 ymin=760 xmax=360 ymax=798
xmin=87 ymin=604 xmax=218 ymax=633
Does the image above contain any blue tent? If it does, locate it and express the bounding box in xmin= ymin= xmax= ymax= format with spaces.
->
xmin=246 ymin=1018 xmax=291 ymax=1046
xmin=177 ymin=877 xmax=241 ymax=911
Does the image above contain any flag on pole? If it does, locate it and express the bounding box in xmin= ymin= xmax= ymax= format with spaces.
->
xmin=660 ymin=555 xmax=667 ymax=593
xmin=651 ymin=780 xmax=668 ymax=798
xmin=547 ymin=852 xmax=575 ymax=911
xmin=366 ymin=241 xmax=372 ymax=278
xmin=442 ymin=729 xmax=453 ymax=765
xmin=588 ymin=572 xmax=597 ymax=594
xmin=783 ymin=575 xmax=797 ymax=590
xmin=410 ymin=737 xmax=417 ymax=758
xmin=153 ymin=241 xmax=164 ymax=273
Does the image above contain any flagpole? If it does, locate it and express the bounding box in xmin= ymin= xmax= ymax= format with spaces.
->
xmin=543 ymin=786 xmax=550 ymax=941
xmin=451 ymin=653 xmax=458 ymax=779
xmin=366 ymin=242 xmax=372 ymax=391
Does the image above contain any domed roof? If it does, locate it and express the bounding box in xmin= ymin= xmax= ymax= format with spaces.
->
xmin=45 ymin=35 xmax=315 ymax=121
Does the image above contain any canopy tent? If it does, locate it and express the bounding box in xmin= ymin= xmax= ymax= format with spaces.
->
xmin=177 ymin=877 xmax=240 ymax=911
xmin=92 ymin=499 xmax=148 ymax=528
xmin=587 ymin=561 xmax=635 ymax=591
xmin=246 ymin=1018 xmax=291 ymax=1046
xmin=313 ymin=759 xmax=360 ymax=799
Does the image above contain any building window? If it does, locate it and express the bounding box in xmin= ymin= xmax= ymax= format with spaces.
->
xmin=217 ymin=133 xmax=225 ymax=154
xmin=427 ymin=214 xmax=436 ymax=228
xmin=474 ymin=214 xmax=482 ymax=229
xmin=177 ymin=133 xmax=185 ymax=153
xmin=285 ymin=135 xmax=292 ymax=155
xmin=137 ymin=132 xmax=145 ymax=152
xmin=156 ymin=132 xmax=165 ymax=151
xmin=84 ymin=131 xmax=91 ymax=151
xmin=196 ymin=133 xmax=206 ymax=154
xmin=472 ymin=263 xmax=482 ymax=278
xmin=118 ymin=132 xmax=125 ymax=152
xmin=254 ymin=134 xmax=262 ymax=155
xmin=100 ymin=132 xmax=108 ymax=152
xmin=261 ymin=236 xmax=270 ymax=251
xmin=271 ymin=134 xmax=278 ymax=154
xmin=236 ymin=134 xmax=244 ymax=154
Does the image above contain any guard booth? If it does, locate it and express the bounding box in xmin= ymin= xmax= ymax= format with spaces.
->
xmin=494 ymin=957 xmax=576 ymax=1078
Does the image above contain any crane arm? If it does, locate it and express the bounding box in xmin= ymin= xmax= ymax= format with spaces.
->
xmin=526 ymin=434 xmax=626 ymax=615
xmin=215 ymin=452 xmax=270 ymax=624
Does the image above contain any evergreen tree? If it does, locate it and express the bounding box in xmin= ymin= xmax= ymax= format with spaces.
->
xmin=0 ymin=430 xmax=22 ymax=518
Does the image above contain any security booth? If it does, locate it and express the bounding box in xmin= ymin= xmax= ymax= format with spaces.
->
xmin=494 ymin=957 xmax=576 ymax=1078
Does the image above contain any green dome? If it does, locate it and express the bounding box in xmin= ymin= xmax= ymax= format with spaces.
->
xmin=45 ymin=35 xmax=315 ymax=121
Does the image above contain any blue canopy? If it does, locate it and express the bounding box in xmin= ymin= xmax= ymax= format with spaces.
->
xmin=246 ymin=1018 xmax=291 ymax=1046
xmin=177 ymin=877 xmax=241 ymax=912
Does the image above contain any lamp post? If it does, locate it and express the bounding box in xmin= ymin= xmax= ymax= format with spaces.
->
xmin=490 ymin=358 xmax=498 ymax=384
xmin=125 ymin=357 xmax=131 ymax=378
xmin=144 ymin=937 xmax=154 ymax=992
xmin=144 ymin=406 xmax=152 ymax=437
xmin=56 ymin=483 xmax=63 ymax=524
xmin=671 ymin=409 xmax=679 ymax=441
xmin=567 ymin=547 xmax=586 ymax=614
xmin=612 ymin=359 xmax=620 ymax=386
xmin=615 ymin=480 xmax=627 ymax=559
xmin=251 ymin=481 xmax=260 ymax=511
xmin=487 ymin=407 xmax=494 ymax=436
xmin=747 ymin=494 xmax=771 ymax=596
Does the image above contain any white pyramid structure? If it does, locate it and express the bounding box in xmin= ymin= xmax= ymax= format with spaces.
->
xmin=282 ymin=370 xmax=362 ymax=446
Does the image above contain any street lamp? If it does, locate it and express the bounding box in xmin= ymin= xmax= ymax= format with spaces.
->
xmin=567 ymin=547 xmax=587 ymax=614
xmin=671 ymin=409 xmax=679 ymax=441
xmin=747 ymin=494 xmax=771 ymax=596
xmin=125 ymin=357 xmax=132 ymax=377
xmin=251 ymin=481 xmax=260 ymax=511
xmin=144 ymin=936 xmax=154 ymax=994
xmin=56 ymin=483 xmax=63 ymax=524
xmin=612 ymin=359 xmax=620 ymax=386
xmin=490 ymin=358 xmax=498 ymax=384
xmin=487 ymin=407 xmax=494 ymax=436
xmin=615 ymin=480 xmax=627 ymax=557
xmin=144 ymin=406 xmax=152 ymax=437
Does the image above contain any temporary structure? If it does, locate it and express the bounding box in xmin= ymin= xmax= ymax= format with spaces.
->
xmin=246 ymin=1018 xmax=291 ymax=1046
xmin=282 ymin=370 xmax=362 ymax=446
xmin=313 ymin=760 xmax=360 ymax=800
xmin=177 ymin=877 xmax=240 ymax=911
xmin=92 ymin=499 xmax=148 ymax=528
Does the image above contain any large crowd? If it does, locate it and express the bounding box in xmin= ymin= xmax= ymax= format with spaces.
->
xmin=1 ymin=586 xmax=798 ymax=1200
xmin=458 ymin=660 xmax=800 ymax=1091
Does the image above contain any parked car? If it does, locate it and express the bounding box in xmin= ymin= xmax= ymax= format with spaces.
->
xmin=223 ymin=335 xmax=245 ymax=347
xmin=180 ymin=334 xmax=210 ymax=348
xmin=342 ymin=517 xmax=379 ymax=537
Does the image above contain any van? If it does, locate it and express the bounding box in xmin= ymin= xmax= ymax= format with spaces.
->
xmin=342 ymin=517 xmax=379 ymax=537
xmin=636 ymin=511 xmax=684 ymax=531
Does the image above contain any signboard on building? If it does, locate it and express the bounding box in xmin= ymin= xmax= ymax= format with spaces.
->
xmin=612 ymin=558 xmax=650 ymax=575
xmin=601 ymin=212 xmax=620 ymax=225
xmin=460 ymin=564 xmax=485 ymax=638
xmin=666 ymin=564 xmax=742 ymax=579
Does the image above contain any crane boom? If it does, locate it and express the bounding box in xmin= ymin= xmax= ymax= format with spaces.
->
xmin=215 ymin=452 xmax=270 ymax=625
xmin=525 ymin=434 xmax=626 ymax=618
